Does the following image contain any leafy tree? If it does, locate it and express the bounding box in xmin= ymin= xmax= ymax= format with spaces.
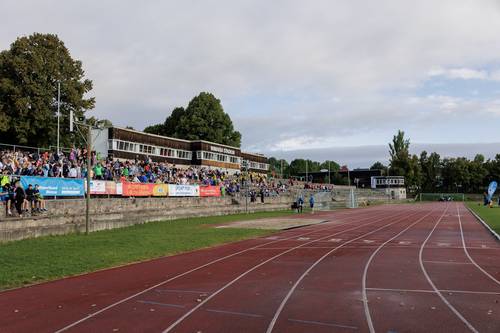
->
xmin=320 ymin=160 xmax=340 ymax=172
xmin=388 ymin=130 xmax=411 ymax=177
xmin=370 ymin=161 xmax=388 ymax=175
xmin=267 ymin=157 xmax=290 ymax=178
xmin=0 ymin=33 xmax=94 ymax=147
xmin=144 ymin=94 xmax=241 ymax=147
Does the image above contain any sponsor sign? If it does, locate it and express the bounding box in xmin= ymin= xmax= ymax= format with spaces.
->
xmin=152 ymin=184 xmax=169 ymax=196
xmin=122 ymin=182 xmax=154 ymax=197
xmin=199 ymin=186 xmax=221 ymax=197
xmin=21 ymin=176 xmax=85 ymax=197
xmin=168 ymin=184 xmax=200 ymax=197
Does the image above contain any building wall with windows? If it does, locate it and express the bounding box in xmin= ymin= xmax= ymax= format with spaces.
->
xmin=100 ymin=127 xmax=269 ymax=173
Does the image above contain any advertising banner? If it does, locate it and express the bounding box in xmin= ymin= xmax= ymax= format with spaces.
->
xmin=89 ymin=180 xmax=106 ymax=194
xmin=121 ymin=182 xmax=154 ymax=196
xmin=152 ymin=184 xmax=169 ymax=196
xmin=488 ymin=181 xmax=497 ymax=201
xmin=168 ymin=184 xmax=200 ymax=197
xmin=21 ymin=176 xmax=85 ymax=197
xmin=199 ymin=186 xmax=221 ymax=197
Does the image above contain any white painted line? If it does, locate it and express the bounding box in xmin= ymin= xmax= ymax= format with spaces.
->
xmin=163 ymin=209 xmax=421 ymax=333
xmin=362 ymin=209 xmax=437 ymax=333
xmin=265 ymin=210 xmax=425 ymax=333
xmin=329 ymin=238 xmax=343 ymax=242
xmin=137 ymin=300 xmax=185 ymax=309
xmin=288 ymin=318 xmax=358 ymax=330
xmin=363 ymin=240 xmax=375 ymax=244
xmin=465 ymin=205 xmax=500 ymax=241
xmin=366 ymin=287 xmax=500 ymax=296
xmin=206 ymin=308 xmax=263 ymax=318
xmin=398 ymin=241 xmax=411 ymax=245
xmin=457 ymin=204 xmax=500 ymax=286
xmin=436 ymin=242 xmax=451 ymax=247
xmin=419 ymin=204 xmax=479 ymax=333
xmin=53 ymin=208 xmax=407 ymax=332
xmin=155 ymin=289 xmax=211 ymax=294
xmin=297 ymin=237 xmax=310 ymax=241
xmin=423 ymin=261 xmax=472 ymax=265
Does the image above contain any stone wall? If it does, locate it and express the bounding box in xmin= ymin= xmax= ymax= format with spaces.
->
xmin=0 ymin=188 xmax=395 ymax=243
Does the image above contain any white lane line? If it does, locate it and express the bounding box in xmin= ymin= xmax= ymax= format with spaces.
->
xmin=423 ymin=261 xmax=472 ymax=265
xmin=53 ymin=208 xmax=406 ymax=333
xmin=419 ymin=204 xmax=479 ymax=333
xmin=265 ymin=210 xmax=426 ymax=333
xmin=205 ymin=308 xmax=263 ymax=318
xmin=457 ymin=203 xmax=500 ymax=286
xmin=362 ymin=208 xmax=437 ymax=333
xmin=366 ymin=287 xmax=500 ymax=296
xmin=136 ymin=300 xmax=185 ymax=309
xmin=288 ymin=318 xmax=358 ymax=330
xmin=162 ymin=209 xmax=421 ymax=333
xmin=155 ymin=289 xmax=211 ymax=294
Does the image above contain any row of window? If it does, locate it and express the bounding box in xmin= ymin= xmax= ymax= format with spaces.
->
xmin=109 ymin=140 xmax=269 ymax=170
xmin=196 ymin=151 xmax=241 ymax=164
xmin=248 ymin=161 xmax=269 ymax=171
xmin=110 ymin=140 xmax=192 ymax=160
xmin=375 ymin=178 xmax=405 ymax=185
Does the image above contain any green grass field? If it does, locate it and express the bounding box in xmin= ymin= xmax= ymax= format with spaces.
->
xmin=466 ymin=202 xmax=500 ymax=234
xmin=0 ymin=210 xmax=294 ymax=290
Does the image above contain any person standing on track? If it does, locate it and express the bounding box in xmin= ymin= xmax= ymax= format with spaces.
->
xmin=297 ymin=195 xmax=304 ymax=213
xmin=309 ymin=194 xmax=315 ymax=214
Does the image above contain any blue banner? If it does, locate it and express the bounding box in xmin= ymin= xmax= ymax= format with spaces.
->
xmin=488 ymin=181 xmax=497 ymax=201
xmin=21 ymin=176 xmax=85 ymax=197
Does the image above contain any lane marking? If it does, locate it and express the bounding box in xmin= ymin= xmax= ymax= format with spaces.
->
xmin=398 ymin=241 xmax=411 ymax=245
xmin=362 ymin=208 xmax=437 ymax=333
xmin=366 ymin=287 xmax=500 ymax=296
xmin=288 ymin=318 xmax=358 ymax=330
xmin=457 ymin=204 xmax=500 ymax=287
xmin=423 ymin=261 xmax=472 ymax=265
xmin=265 ymin=210 xmax=426 ymax=333
xmin=137 ymin=301 xmax=185 ymax=309
xmin=205 ymin=308 xmax=263 ymax=318
xmin=329 ymin=238 xmax=343 ymax=242
xmin=53 ymin=208 xmax=409 ymax=332
xmin=163 ymin=209 xmax=421 ymax=333
xmin=419 ymin=204 xmax=479 ymax=333
xmin=436 ymin=242 xmax=451 ymax=247
xmin=363 ymin=240 xmax=375 ymax=244
xmin=155 ymin=289 xmax=211 ymax=295
xmin=297 ymin=237 xmax=310 ymax=241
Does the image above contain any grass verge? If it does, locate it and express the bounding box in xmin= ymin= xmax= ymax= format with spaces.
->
xmin=466 ymin=202 xmax=500 ymax=235
xmin=0 ymin=210 xmax=294 ymax=290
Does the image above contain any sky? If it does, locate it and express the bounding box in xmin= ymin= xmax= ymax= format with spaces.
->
xmin=1 ymin=0 xmax=500 ymax=167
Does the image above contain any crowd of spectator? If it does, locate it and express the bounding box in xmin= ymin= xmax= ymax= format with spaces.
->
xmin=0 ymin=148 xmax=293 ymax=197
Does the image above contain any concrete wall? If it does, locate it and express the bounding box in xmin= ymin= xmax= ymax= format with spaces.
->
xmin=0 ymin=196 xmax=290 ymax=242
xmin=0 ymin=188 xmax=394 ymax=243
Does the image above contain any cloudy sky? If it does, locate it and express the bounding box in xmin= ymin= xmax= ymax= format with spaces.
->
xmin=2 ymin=1 xmax=500 ymax=167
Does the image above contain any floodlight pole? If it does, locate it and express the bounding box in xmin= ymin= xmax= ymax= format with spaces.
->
xmin=328 ymin=161 xmax=331 ymax=184
xmin=86 ymin=124 xmax=91 ymax=235
xmin=57 ymin=81 xmax=61 ymax=157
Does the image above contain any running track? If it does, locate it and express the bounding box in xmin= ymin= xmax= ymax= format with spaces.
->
xmin=1 ymin=203 xmax=499 ymax=332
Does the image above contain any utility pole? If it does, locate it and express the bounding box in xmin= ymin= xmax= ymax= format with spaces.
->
xmin=347 ymin=168 xmax=351 ymax=187
xmin=86 ymin=124 xmax=91 ymax=235
xmin=328 ymin=161 xmax=331 ymax=184
xmin=305 ymin=160 xmax=308 ymax=183
xmin=57 ymin=81 xmax=61 ymax=157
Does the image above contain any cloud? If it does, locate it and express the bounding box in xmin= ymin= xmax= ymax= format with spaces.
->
xmin=1 ymin=0 xmax=500 ymax=154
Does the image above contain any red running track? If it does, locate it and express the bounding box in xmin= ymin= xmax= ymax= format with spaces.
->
xmin=0 ymin=203 xmax=499 ymax=333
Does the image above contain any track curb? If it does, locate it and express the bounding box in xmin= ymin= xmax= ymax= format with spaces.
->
xmin=466 ymin=206 xmax=500 ymax=242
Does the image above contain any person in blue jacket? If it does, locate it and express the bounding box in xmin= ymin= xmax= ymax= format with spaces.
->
xmin=309 ymin=195 xmax=315 ymax=214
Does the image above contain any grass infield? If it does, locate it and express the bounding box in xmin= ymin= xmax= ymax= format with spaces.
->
xmin=0 ymin=210 xmax=295 ymax=290
xmin=466 ymin=202 xmax=500 ymax=235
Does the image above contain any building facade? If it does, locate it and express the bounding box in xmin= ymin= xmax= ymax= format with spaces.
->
xmin=93 ymin=127 xmax=269 ymax=173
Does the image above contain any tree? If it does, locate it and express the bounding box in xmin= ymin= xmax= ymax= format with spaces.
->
xmin=370 ymin=161 xmax=388 ymax=175
xmin=0 ymin=33 xmax=94 ymax=147
xmin=144 ymin=94 xmax=241 ymax=147
xmin=388 ymin=130 xmax=411 ymax=177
